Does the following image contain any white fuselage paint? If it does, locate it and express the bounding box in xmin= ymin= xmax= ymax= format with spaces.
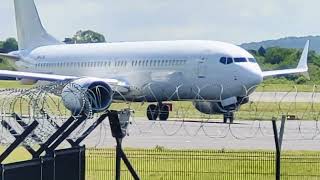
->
xmin=18 ymin=40 xmax=263 ymax=102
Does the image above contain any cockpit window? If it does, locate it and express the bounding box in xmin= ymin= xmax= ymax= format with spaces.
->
xmin=220 ymin=57 xmax=233 ymax=65
xmin=234 ymin=58 xmax=247 ymax=63
xmin=220 ymin=57 xmax=226 ymax=64
xmin=227 ymin=57 xmax=233 ymax=64
xmin=248 ymin=58 xmax=257 ymax=63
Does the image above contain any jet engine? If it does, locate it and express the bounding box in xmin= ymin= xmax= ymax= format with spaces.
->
xmin=61 ymin=78 xmax=113 ymax=115
xmin=193 ymin=97 xmax=249 ymax=115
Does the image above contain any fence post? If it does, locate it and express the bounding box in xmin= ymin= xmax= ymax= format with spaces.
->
xmin=272 ymin=115 xmax=286 ymax=180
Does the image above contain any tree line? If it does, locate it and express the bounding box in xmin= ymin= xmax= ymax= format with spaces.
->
xmin=0 ymin=30 xmax=105 ymax=53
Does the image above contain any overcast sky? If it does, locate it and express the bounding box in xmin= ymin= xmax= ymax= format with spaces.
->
xmin=0 ymin=0 xmax=319 ymax=44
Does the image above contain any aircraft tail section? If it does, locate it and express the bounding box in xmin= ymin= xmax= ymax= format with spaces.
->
xmin=14 ymin=0 xmax=61 ymax=51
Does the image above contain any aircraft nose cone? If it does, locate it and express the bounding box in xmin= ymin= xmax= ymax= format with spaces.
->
xmin=246 ymin=68 xmax=263 ymax=90
xmin=252 ymin=72 xmax=263 ymax=85
xmin=240 ymin=63 xmax=263 ymax=91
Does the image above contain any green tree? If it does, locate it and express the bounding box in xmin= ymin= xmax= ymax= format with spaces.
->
xmin=258 ymin=46 xmax=266 ymax=56
xmin=2 ymin=38 xmax=18 ymax=53
xmin=295 ymin=76 xmax=307 ymax=84
xmin=71 ymin=30 xmax=106 ymax=44
xmin=264 ymin=47 xmax=297 ymax=65
xmin=63 ymin=38 xmax=74 ymax=44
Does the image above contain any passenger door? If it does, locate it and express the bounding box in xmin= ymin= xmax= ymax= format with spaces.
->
xmin=197 ymin=58 xmax=207 ymax=78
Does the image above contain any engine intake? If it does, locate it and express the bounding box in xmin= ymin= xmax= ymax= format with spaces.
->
xmin=62 ymin=78 xmax=113 ymax=115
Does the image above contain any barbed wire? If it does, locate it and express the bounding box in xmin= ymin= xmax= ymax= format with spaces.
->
xmin=0 ymin=82 xmax=319 ymax=148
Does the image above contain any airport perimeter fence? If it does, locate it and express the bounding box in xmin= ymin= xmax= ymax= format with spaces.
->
xmin=86 ymin=148 xmax=320 ymax=180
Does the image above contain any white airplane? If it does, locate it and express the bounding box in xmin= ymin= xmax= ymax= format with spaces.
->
xmin=0 ymin=0 xmax=309 ymax=123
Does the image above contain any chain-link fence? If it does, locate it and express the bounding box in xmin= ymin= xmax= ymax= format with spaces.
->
xmin=86 ymin=148 xmax=320 ymax=180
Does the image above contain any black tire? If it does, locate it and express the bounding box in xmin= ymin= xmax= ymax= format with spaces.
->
xmin=159 ymin=105 xmax=169 ymax=121
xmin=229 ymin=113 xmax=234 ymax=124
xmin=223 ymin=112 xmax=234 ymax=124
xmin=223 ymin=116 xmax=228 ymax=123
xmin=147 ymin=104 xmax=158 ymax=121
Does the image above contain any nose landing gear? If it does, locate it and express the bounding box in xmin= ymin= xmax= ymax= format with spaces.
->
xmin=223 ymin=112 xmax=234 ymax=124
xmin=146 ymin=103 xmax=169 ymax=121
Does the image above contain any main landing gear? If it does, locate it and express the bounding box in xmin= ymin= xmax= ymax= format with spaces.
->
xmin=223 ymin=112 xmax=234 ymax=124
xmin=146 ymin=103 xmax=169 ymax=121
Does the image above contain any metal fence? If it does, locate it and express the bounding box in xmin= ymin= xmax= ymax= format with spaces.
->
xmin=86 ymin=148 xmax=320 ymax=180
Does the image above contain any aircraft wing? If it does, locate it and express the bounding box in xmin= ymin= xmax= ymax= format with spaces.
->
xmin=0 ymin=70 xmax=130 ymax=93
xmin=262 ymin=40 xmax=309 ymax=79
xmin=0 ymin=53 xmax=20 ymax=61
xmin=0 ymin=70 xmax=77 ymax=81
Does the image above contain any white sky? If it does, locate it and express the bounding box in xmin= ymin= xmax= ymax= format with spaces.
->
xmin=0 ymin=0 xmax=319 ymax=44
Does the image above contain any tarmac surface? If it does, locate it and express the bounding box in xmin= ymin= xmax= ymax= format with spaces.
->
xmin=83 ymin=118 xmax=320 ymax=150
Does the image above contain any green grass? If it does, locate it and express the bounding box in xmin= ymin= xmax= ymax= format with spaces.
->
xmin=0 ymin=147 xmax=32 ymax=164
xmin=111 ymin=101 xmax=320 ymax=121
xmin=256 ymin=83 xmax=317 ymax=92
xmin=2 ymin=93 xmax=319 ymax=121
xmin=2 ymin=147 xmax=320 ymax=180
xmin=86 ymin=148 xmax=320 ymax=180
xmin=0 ymin=80 xmax=34 ymax=88
xmin=0 ymin=80 xmax=318 ymax=92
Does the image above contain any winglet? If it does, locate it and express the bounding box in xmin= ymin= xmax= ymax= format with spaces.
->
xmin=261 ymin=40 xmax=310 ymax=79
xmin=297 ymin=40 xmax=310 ymax=79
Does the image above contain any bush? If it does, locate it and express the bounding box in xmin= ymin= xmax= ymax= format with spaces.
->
xmin=295 ymin=76 xmax=307 ymax=84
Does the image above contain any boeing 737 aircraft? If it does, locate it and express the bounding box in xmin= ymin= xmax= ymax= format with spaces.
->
xmin=0 ymin=0 xmax=309 ymax=123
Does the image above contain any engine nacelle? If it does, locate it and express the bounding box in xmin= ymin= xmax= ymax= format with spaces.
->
xmin=62 ymin=78 xmax=113 ymax=115
xmin=20 ymin=79 xmax=37 ymax=85
xmin=193 ymin=101 xmax=226 ymax=114
xmin=193 ymin=97 xmax=249 ymax=115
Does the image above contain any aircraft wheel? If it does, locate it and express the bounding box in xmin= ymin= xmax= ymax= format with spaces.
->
xmin=159 ymin=104 xmax=169 ymax=121
xmin=147 ymin=104 xmax=158 ymax=121
xmin=223 ymin=115 xmax=228 ymax=123
xmin=229 ymin=112 xmax=234 ymax=124
xmin=223 ymin=112 xmax=234 ymax=123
